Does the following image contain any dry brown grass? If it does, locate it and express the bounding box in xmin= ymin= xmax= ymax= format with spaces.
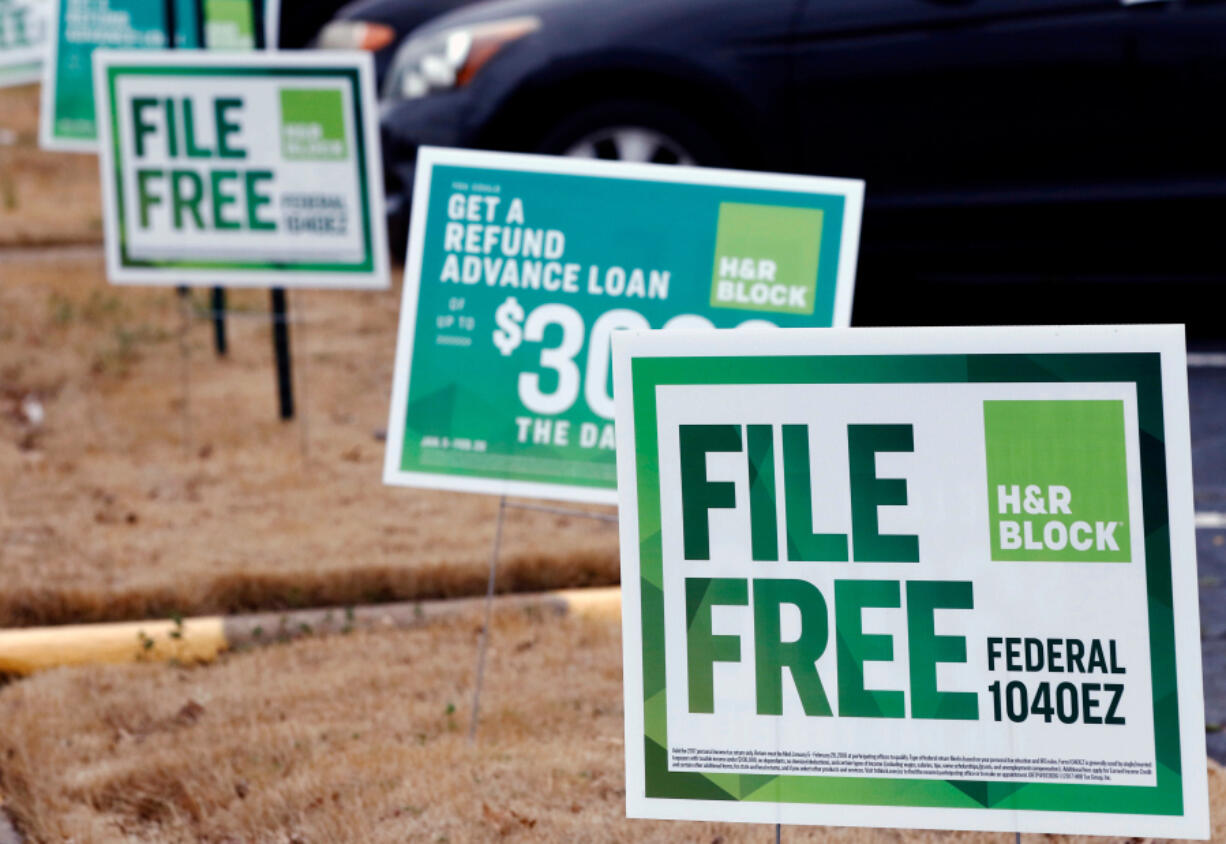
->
xmin=0 ymin=250 xmax=619 ymax=627
xmin=0 ymin=86 xmax=102 ymax=247
xmin=0 ymin=611 xmax=1221 ymax=843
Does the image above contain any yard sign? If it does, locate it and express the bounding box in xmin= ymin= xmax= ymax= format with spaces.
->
xmin=0 ymin=0 xmax=47 ymax=88
xmin=611 ymin=324 xmax=1208 ymax=838
xmin=39 ymin=0 xmax=277 ymax=150
xmin=93 ymin=50 xmax=388 ymax=288
xmin=383 ymin=147 xmax=863 ymax=503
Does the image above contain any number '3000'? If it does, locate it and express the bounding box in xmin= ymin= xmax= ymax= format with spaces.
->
xmin=512 ymin=305 xmax=772 ymax=419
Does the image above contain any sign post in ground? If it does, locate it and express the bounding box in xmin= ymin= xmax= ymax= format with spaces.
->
xmin=612 ymin=323 xmax=1208 ymax=839
xmin=45 ymin=0 xmax=279 ymax=358
xmin=93 ymin=49 xmax=388 ymax=424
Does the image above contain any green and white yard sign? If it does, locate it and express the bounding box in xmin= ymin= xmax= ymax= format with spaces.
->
xmin=383 ymin=147 xmax=863 ymax=503
xmin=611 ymin=324 xmax=1208 ymax=838
xmin=94 ymin=51 xmax=388 ymax=288
xmin=0 ymin=0 xmax=47 ymax=88
xmin=39 ymin=0 xmax=277 ymax=151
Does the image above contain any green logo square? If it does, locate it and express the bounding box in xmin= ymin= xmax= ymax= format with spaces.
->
xmin=984 ymin=400 xmax=1130 ymax=562
xmin=708 ymin=202 xmax=822 ymax=316
xmin=204 ymin=0 xmax=256 ymax=50
xmin=279 ymin=88 xmax=347 ymax=161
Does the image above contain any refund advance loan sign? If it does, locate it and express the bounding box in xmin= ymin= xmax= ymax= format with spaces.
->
xmin=94 ymin=51 xmax=388 ymax=288
xmin=611 ymin=325 xmax=1208 ymax=838
xmin=383 ymin=147 xmax=863 ymax=503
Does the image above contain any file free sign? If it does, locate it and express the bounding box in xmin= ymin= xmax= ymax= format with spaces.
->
xmin=611 ymin=324 xmax=1208 ymax=838
xmin=94 ymin=51 xmax=387 ymax=288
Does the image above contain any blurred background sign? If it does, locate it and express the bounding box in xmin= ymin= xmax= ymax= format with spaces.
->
xmin=0 ymin=0 xmax=47 ymax=88
xmin=94 ymin=50 xmax=388 ymax=289
xmin=39 ymin=0 xmax=275 ymax=151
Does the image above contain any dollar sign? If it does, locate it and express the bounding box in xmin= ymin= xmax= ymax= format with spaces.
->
xmin=492 ymin=296 xmax=525 ymax=356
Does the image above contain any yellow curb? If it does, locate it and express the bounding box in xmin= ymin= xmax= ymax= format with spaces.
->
xmin=0 ymin=617 xmax=226 ymax=676
xmin=553 ymin=586 xmax=622 ymax=621
xmin=0 ymin=588 xmax=622 ymax=677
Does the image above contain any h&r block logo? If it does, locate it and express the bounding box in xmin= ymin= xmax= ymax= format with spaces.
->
xmin=279 ymin=88 xmax=347 ymax=161
xmin=709 ymin=202 xmax=822 ymax=316
xmin=204 ymin=0 xmax=257 ymax=50
xmin=984 ymin=400 xmax=1130 ymax=562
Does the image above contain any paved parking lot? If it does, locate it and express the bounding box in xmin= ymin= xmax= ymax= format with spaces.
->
xmin=1188 ymin=351 xmax=1226 ymax=761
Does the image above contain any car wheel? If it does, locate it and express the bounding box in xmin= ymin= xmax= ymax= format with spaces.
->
xmin=564 ymin=127 xmax=695 ymax=164
xmin=535 ymin=100 xmax=730 ymax=167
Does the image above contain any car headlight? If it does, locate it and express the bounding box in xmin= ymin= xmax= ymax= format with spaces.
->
xmin=383 ymin=17 xmax=540 ymax=101
xmin=316 ymin=20 xmax=398 ymax=52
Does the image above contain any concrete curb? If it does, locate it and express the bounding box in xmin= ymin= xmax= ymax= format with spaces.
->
xmin=0 ymin=587 xmax=621 ymax=677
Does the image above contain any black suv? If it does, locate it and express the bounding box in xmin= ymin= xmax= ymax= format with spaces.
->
xmin=373 ymin=0 xmax=1226 ymax=330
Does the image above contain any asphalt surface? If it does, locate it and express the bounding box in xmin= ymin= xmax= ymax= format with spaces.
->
xmin=1190 ymin=349 xmax=1226 ymax=763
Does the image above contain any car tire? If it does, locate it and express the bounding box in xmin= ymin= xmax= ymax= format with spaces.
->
xmin=534 ymin=100 xmax=732 ymax=168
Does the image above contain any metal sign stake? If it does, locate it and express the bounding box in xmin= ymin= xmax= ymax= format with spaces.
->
xmin=294 ymin=294 xmax=310 ymax=459
xmin=211 ymin=287 xmax=227 ymax=356
xmin=176 ymin=286 xmax=192 ymax=454
xmin=469 ymin=495 xmax=508 ymax=740
xmin=270 ymin=287 xmax=294 ymax=419
xmin=467 ymin=498 xmax=617 ymax=740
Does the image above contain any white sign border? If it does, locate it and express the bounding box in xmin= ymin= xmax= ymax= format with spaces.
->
xmin=611 ymin=323 xmax=1208 ymax=839
xmin=382 ymin=145 xmax=865 ymax=504
xmin=0 ymin=60 xmax=40 ymax=88
xmin=92 ymin=48 xmax=388 ymax=289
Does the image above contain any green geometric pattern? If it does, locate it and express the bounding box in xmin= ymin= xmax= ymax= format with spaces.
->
xmin=629 ymin=353 xmax=1181 ymax=816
